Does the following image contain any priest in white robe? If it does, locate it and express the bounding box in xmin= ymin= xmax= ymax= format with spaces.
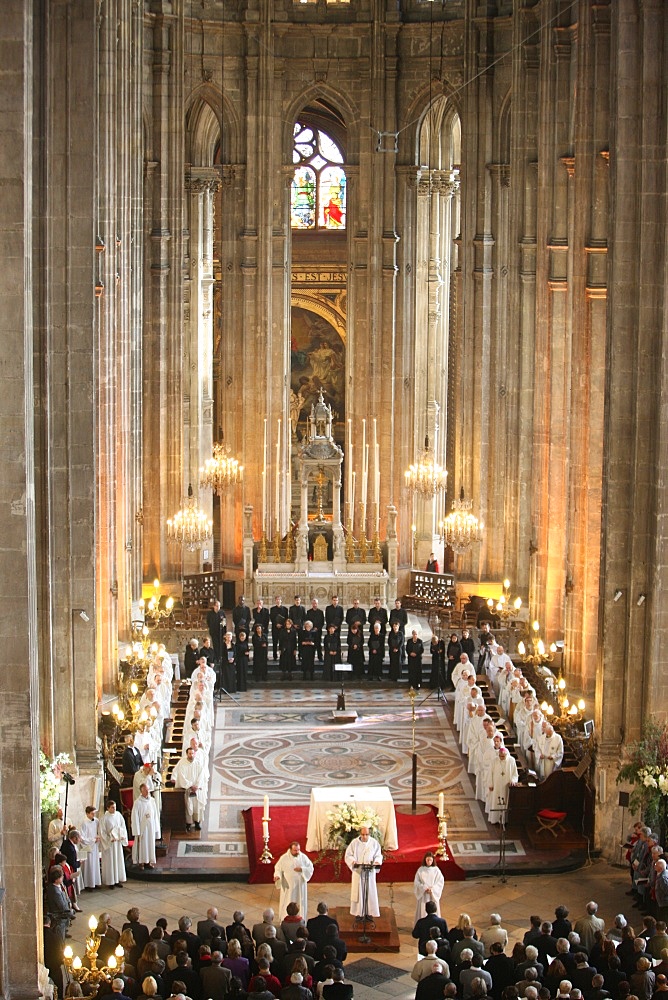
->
xmin=537 ymin=724 xmax=564 ymax=779
xmin=344 ymin=825 xmax=383 ymax=918
xmin=79 ymin=805 xmax=102 ymax=889
xmin=131 ymin=784 xmax=161 ymax=868
xmin=487 ymin=748 xmax=519 ymax=824
xmin=99 ymin=800 xmax=127 ymax=887
xmin=273 ymin=840 xmax=314 ymax=919
xmin=451 ymin=654 xmax=472 ymax=690
xmin=172 ymin=747 xmax=209 ymax=832
xmin=413 ymin=851 xmax=445 ymax=922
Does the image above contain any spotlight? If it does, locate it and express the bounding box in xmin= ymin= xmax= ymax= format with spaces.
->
xmin=613 ymin=590 xmax=623 ymax=603
xmin=637 ymin=594 xmax=646 ymax=606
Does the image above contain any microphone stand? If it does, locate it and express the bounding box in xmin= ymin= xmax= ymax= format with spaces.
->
xmin=494 ymin=795 xmax=508 ymax=884
xmin=353 ymin=863 xmax=380 ymax=943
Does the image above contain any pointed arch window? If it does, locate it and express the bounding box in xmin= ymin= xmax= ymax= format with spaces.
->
xmin=290 ymin=123 xmax=347 ymax=230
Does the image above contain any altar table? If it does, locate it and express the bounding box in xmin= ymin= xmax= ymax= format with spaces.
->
xmin=305 ymin=785 xmax=399 ymax=852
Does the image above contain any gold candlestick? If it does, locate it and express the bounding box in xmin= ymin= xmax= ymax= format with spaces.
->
xmin=436 ymin=814 xmax=450 ymax=861
xmin=259 ymin=817 xmax=273 ymax=864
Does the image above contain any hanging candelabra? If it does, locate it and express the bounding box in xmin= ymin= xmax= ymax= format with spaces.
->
xmin=441 ymin=486 xmax=483 ymax=554
xmin=404 ymin=435 xmax=448 ymax=498
xmin=487 ymin=578 xmax=523 ymax=621
xmin=200 ymin=441 xmax=244 ymax=495
xmin=166 ymin=484 xmax=213 ymax=551
xmin=63 ymin=917 xmax=126 ymax=987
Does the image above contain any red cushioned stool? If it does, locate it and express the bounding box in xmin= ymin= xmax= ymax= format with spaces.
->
xmin=536 ymin=809 xmax=567 ymax=837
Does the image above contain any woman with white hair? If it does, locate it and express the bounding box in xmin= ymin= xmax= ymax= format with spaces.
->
xmin=606 ymin=915 xmax=627 ymax=944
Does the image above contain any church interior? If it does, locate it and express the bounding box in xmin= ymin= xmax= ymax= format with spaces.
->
xmin=2 ymin=0 xmax=668 ymax=994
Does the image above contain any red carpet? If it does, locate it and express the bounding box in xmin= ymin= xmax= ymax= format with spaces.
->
xmin=243 ymin=804 xmax=465 ymax=883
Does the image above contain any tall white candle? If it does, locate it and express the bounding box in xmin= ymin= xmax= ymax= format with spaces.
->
xmin=263 ymin=418 xmax=268 ymax=535
xmin=347 ymin=418 xmax=353 ymax=514
xmin=275 ymin=418 xmax=281 ymax=534
xmin=351 ymin=471 xmax=356 ymax=534
xmin=262 ymin=820 xmax=269 ymax=839
xmin=438 ymin=791 xmax=444 ymax=817
xmin=263 ymin=795 xmax=270 ymax=820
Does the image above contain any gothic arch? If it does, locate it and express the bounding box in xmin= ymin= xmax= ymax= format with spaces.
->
xmin=185 ymin=84 xmax=240 ymax=165
xmin=291 ymin=292 xmax=346 ymax=343
xmin=283 ymin=85 xmax=360 ymax=164
xmin=402 ymin=83 xmax=462 ymax=167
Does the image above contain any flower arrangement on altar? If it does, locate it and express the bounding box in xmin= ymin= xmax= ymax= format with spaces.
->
xmin=319 ymin=802 xmax=383 ymax=876
xmin=39 ymin=749 xmax=73 ymax=815
xmin=325 ymin=803 xmax=383 ymax=849
xmin=617 ymin=721 xmax=668 ymax=835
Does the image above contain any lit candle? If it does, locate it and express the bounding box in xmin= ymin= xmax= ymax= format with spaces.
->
xmin=438 ymin=792 xmax=444 ymax=817
xmin=275 ymin=418 xmax=281 ymax=534
xmin=263 ymin=795 xmax=270 ymax=820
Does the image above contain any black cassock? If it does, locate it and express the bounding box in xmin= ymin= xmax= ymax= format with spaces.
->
xmin=368 ymin=633 xmax=385 ymax=679
xmin=252 ymin=629 xmax=268 ymax=682
xmin=406 ymin=637 xmax=424 ymax=688
xmin=388 ymin=629 xmax=405 ymax=681
xmin=346 ymin=628 xmax=365 ymax=678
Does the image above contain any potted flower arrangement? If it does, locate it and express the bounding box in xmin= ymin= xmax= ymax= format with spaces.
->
xmin=617 ymin=721 xmax=668 ymax=841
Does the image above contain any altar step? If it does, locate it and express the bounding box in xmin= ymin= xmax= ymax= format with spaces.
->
xmin=331 ymin=906 xmax=401 ymax=953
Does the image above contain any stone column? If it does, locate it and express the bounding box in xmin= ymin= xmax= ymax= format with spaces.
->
xmin=0 ymin=2 xmax=43 ymax=995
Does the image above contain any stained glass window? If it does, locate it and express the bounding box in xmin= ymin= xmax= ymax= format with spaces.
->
xmin=291 ymin=123 xmax=346 ymax=230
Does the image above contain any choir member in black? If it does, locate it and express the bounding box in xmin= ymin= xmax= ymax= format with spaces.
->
xmin=460 ymin=627 xmax=475 ymax=663
xmin=232 ymin=595 xmax=252 ymax=637
xmin=429 ymin=635 xmax=446 ymax=689
xmin=325 ymin=595 xmax=344 ymax=634
xmin=345 ymin=598 xmax=367 ymax=633
xmin=406 ymin=629 xmax=424 ymax=688
xmin=478 ymin=621 xmax=495 ymax=672
xmin=289 ymin=595 xmax=306 ymax=629
xmin=445 ymin=633 xmax=462 ymax=687
xmin=279 ymin=618 xmax=298 ymax=679
xmin=207 ymin=599 xmax=227 ymax=664
xmin=222 ymin=631 xmax=236 ymax=693
xmin=426 ymin=552 xmax=439 ymax=573
xmin=368 ymin=597 xmax=388 ymax=637
xmin=199 ymin=637 xmax=216 ymax=668
xmin=252 ymin=598 xmax=270 ymax=635
xmin=299 ymin=620 xmax=317 ymax=680
xmin=389 ymin=599 xmax=408 ymax=665
xmin=270 ymin=596 xmax=288 ymax=660
xmin=368 ymin=621 xmax=385 ymax=680
xmin=323 ymin=625 xmax=341 ymax=682
xmin=346 ymin=621 xmax=365 ymax=679
xmin=184 ymin=638 xmax=200 ymax=678
xmin=252 ymin=624 xmax=269 ymax=682
xmin=306 ymin=598 xmax=325 ymax=662
xmin=235 ymin=631 xmax=249 ymax=691
xmin=388 ymin=621 xmax=405 ymax=682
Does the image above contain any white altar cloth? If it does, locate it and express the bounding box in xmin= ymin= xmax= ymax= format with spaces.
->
xmin=305 ymin=785 xmax=398 ymax=852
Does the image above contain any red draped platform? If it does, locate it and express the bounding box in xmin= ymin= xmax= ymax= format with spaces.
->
xmin=243 ymin=804 xmax=466 ymax=883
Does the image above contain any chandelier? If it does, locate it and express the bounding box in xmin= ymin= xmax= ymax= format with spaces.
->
xmin=404 ymin=435 xmax=448 ymax=498
xmin=487 ymin=577 xmax=523 ymax=620
xmin=200 ymin=442 xmax=243 ymax=495
xmin=166 ymin=484 xmax=212 ymax=551
xmin=441 ymin=486 xmax=483 ymax=553
xmin=517 ymin=619 xmax=557 ymax=665
xmin=63 ymin=916 xmax=126 ymax=986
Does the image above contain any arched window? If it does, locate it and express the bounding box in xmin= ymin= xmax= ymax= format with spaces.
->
xmin=290 ymin=123 xmax=346 ymax=230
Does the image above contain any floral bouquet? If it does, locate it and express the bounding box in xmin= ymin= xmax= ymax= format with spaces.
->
xmin=318 ymin=802 xmax=383 ymax=876
xmin=618 ymin=721 xmax=668 ymax=836
xmin=39 ymin=749 xmax=73 ymax=815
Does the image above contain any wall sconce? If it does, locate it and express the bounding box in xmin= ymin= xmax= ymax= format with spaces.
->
xmin=613 ymin=589 xmax=623 ymax=603
xmin=637 ymin=594 xmax=646 ymax=606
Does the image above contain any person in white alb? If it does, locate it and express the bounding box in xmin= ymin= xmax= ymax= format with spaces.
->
xmin=79 ymin=805 xmax=102 ymax=889
xmin=172 ymin=746 xmax=208 ymax=833
xmin=487 ymin=748 xmax=519 ymax=825
xmin=131 ymin=783 xmax=161 ymax=869
xmin=273 ymin=840 xmax=314 ymax=919
xmin=99 ymin=799 xmax=127 ymax=887
xmin=413 ymin=851 xmax=445 ymax=922
xmin=536 ymin=724 xmax=564 ymax=779
xmin=344 ymin=825 xmax=383 ymax=919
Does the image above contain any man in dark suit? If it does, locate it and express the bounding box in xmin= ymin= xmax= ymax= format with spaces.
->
xmin=122 ymin=736 xmax=144 ymax=786
xmin=289 ymin=595 xmax=306 ymax=629
xmin=322 ymin=967 xmax=354 ymax=999
xmin=486 ymin=941 xmax=517 ymax=1000
xmin=307 ymin=902 xmax=338 ymax=952
xmin=325 ymin=595 xmax=344 ymax=633
xmin=232 ymin=595 xmax=252 ymax=636
xmin=163 ymin=952 xmax=202 ymax=1000
xmin=200 ymin=951 xmax=232 ymax=1000
xmin=197 ymin=907 xmax=226 ymax=945
xmin=252 ymin=598 xmax=270 ymax=634
xmin=367 ymin=597 xmax=388 ymax=637
xmin=122 ymin=907 xmax=150 ymax=952
xmin=317 ymin=924 xmax=347 ymax=963
xmin=207 ymin=599 xmax=226 ymax=662
xmin=270 ymin=597 xmax=288 ymax=660
xmin=306 ymin=598 xmax=325 ymax=662
xmin=414 ymin=964 xmax=450 ymax=1000
xmin=345 ymin=599 xmax=366 ymax=632
xmin=412 ymin=901 xmax=449 ymax=956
